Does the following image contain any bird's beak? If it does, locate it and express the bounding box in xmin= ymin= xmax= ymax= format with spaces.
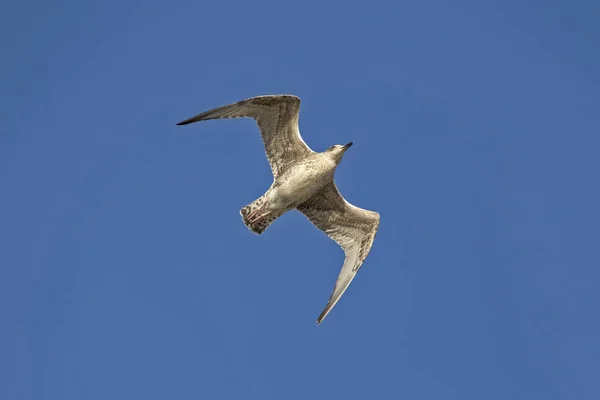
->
xmin=342 ymin=142 xmax=353 ymax=151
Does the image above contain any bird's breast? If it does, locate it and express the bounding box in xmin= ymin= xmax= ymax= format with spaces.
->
xmin=268 ymin=160 xmax=335 ymax=209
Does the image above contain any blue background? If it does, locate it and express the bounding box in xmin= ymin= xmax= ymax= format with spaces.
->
xmin=2 ymin=1 xmax=599 ymax=399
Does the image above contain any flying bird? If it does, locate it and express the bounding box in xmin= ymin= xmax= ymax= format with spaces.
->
xmin=176 ymin=95 xmax=380 ymax=324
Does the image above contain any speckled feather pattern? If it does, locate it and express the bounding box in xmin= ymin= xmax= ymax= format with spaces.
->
xmin=177 ymin=95 xmax=380 ymax=324
xmin=297 ymin=182 xmax=380 ymax=267
xmin=177 ymin=95 xmax=313 ymax=178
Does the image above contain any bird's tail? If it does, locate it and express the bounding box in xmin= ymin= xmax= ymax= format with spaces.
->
xmin=240 ymin=195 xmax=285 ymax=235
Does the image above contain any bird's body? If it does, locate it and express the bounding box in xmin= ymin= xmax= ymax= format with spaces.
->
xmin=266 ymin=152 xmax=337 ymax=210
xmin=177 ymin=94 xmax=380 ymax=324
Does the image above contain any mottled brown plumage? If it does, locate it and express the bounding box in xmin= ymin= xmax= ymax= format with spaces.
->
xmin=177 ymin=95 xmax=380 ymax=324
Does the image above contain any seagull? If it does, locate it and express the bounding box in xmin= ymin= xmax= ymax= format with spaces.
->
xmin=176 ymin=95 xmax=380 ymax=324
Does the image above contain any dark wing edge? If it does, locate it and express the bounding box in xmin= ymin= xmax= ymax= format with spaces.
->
xmin=296 ymin=182 xmax=380 ymax=325
xmin=175 ymin=95 xmax=313 ymax=177
xmin=176 ymin=94 xmax=298 ymax=125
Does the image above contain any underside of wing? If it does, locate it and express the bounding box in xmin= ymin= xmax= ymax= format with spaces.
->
xmin=176 ymin=95 xmax=313 ymax=177
xmin=316 ymin=245 xmax=361 ymax=324
xmin=297 ymin=182 xmax=380 ymax=324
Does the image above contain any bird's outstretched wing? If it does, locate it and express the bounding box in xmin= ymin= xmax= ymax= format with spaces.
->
xmin=177 ymin=95 xmax=314 ymax=178
xmin=297 ymin=181 xmax=380 ymax=324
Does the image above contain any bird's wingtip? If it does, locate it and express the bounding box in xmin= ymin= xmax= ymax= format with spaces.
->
xmin=316 ymin=306 xmax=330 ymax=325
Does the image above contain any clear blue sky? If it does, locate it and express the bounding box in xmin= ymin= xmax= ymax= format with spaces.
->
xmin=2 ymin=1 xmax=599 ymax=399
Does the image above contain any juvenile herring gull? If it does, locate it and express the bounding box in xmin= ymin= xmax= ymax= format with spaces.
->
xmin=176 ymin=95 xmax=380 ymax=324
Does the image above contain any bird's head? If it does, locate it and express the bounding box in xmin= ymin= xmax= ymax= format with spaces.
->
xmin=325 ymin=142 xmax=353 ymax=164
